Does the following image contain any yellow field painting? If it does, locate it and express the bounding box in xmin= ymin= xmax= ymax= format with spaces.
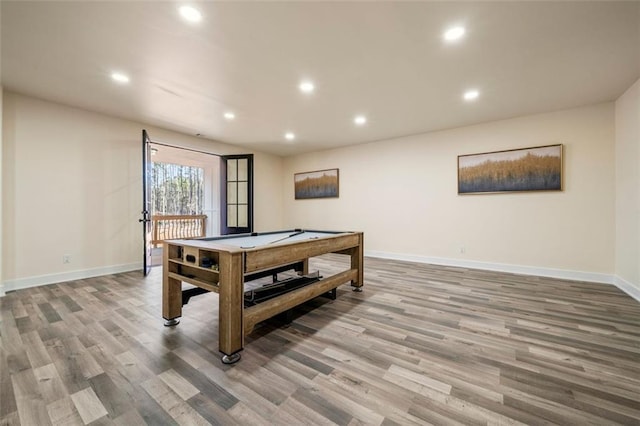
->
xmin=458 ymin=145 xmax=562 ymax=194
xmin=295 ymin=169 xmax=339 ymax=199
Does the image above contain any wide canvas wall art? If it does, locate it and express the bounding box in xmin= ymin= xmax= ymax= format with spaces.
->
xmin=458 ymin=144 xmax=563 ymax=194
xmin=295 ymin=168 xmax=339 ymax=199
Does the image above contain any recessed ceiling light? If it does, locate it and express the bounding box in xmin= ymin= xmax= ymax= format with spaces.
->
xmin=444 ymin=26 xmax=465 ymax=42
xmin=111 ymin=72 xmax=130 ymax=84
xmin=223 ymin=112 xmax=235 ymax=120
xmin=179 ymin=5 xmax=202 ymax=23
xmin=285 ymin=132 xmax=295 ymax=141
xmin=463 ymin=89 xmax=480 ymax=101
xmin=299 ymin=81 xmax=315 ymax=94
xmin=354 ymin=115 xmax=367 ymax=126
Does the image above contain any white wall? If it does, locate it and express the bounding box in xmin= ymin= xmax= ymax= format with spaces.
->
xmin=2 ymin=90 xmax=633 ymax=293
xmin=0 ymin=86 xmax=3 ymax=286
xmin=253 ymin=150 xmax=284 ymax=233
xmin=1 ymin=92 xmax=283 ymax=291
xmin=203 ymin=163 xmax=221 ymax=237
xmin=283 ymin=103 xmax=616 ymax=282
xmin=0 ymin=0 xmax=3 ymax=287
xmin=615 ymin=79 xmax=640 ymax=297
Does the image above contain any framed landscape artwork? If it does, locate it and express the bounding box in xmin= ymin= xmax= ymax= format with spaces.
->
xmin=294 ymin=168 xmax=339 ymax=199
xmin=458 ymin=144 xmax=563 ymax=194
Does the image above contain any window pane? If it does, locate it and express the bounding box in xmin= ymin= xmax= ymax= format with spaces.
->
xmin=238 ymin=182 xmax=248 ymax=203
xmin=238 ymin=205 xmax=248 ymax=227
xmin=222 ymin=154 xmax=252 ymax=234
xmin=227 ymin=205 xmax=237 ymax=227
xmin=237 ymin=158 xmax=248 ymax=181
xmin=227 ymin=182 xmax=237 ymax=204
xmin=227 ymin=159 xmax=237 ymax=181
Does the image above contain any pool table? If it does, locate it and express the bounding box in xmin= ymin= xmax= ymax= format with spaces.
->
xmin=162 ymin=229 xmax=364 ymax=364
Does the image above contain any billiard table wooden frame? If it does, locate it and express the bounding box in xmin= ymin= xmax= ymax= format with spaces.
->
xmin=162 ymin=230 xmax=364 ymax=364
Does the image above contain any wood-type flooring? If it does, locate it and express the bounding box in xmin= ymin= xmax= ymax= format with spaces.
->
xmin=1 ymin=255 xmax=639 ymax=425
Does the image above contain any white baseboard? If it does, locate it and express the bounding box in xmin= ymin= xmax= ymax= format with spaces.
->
xmin=613 ymin=275 xmax=640 ymax=302
xmin=365 ymin=250 xmax=614 ymax=284
xmin=1 ymin=262 xmax=142 ymax=297
xmin=366 ymin=250 xmax=640 ymax=302
xmin=3 ymin=254 xmax=638 ymax=305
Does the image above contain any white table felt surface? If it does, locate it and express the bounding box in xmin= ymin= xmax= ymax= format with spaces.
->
xmin=210 ymin=231 xmax=335 ymax=249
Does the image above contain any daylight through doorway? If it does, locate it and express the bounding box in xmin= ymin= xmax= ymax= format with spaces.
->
xmin=148 ymin=142 xmax=221 ymax=267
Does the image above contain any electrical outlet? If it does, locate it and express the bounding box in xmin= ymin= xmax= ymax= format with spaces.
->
xmin=63 ymin=254 xmax=71 ymax=264
xmin=459 ymin=246 xmax=466 ymax=254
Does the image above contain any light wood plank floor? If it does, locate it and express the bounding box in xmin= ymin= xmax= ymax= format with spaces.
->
xmin=1 ymin=255 xmax=639 ymax=425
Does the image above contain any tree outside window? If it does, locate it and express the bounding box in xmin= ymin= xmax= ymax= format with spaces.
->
xmin=152 ymin=162 xmax=204 ymax=215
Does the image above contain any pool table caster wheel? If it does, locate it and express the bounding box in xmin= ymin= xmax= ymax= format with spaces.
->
xmin=221 ymin=353 xmax=241 ymax=365
xmin=352 ymin=287 xmax=363 ymax=292
xmin=164 ymin=318 xmax=180 ymax=326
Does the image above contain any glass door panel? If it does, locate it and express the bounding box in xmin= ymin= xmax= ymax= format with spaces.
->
xmin=221 ymin=154 xmax=253 ymax=234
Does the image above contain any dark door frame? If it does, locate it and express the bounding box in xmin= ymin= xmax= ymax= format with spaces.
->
xmin=140 ymin=134 xmax=254 ymax=272
xmin=141 ymin=130 xmax=153 ymax=276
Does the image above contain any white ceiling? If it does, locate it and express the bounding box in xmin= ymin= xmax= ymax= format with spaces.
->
xmin=2 ymin=1 xmax=639 ymax=157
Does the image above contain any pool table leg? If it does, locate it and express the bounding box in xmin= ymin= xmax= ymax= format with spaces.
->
xmin=351 ymin=233 xmax=364 ymax=292
xmin=218 ymin=251 xmax=244 ymax=363
xmin=163 ymin=249 xmax=182 ymax=325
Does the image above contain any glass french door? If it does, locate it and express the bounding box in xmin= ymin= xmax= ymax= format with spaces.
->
xmin=220 ymin=154 xmax=253 ymax=234
xmin=140 ymin=129 xmax=153 ymax=276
